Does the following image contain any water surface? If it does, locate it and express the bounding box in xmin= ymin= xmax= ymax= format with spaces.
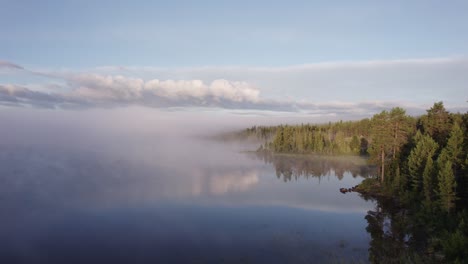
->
xmin=0 ymin=137 xmax=376 ymax=263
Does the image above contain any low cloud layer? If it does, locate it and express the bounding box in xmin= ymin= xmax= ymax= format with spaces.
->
xmin=0 ymin=76 xmax=261 ymax=109
xmin=0 ymin=60 xmax=24 ymax=72
xmin=0 ymin=58 xmax=467 ymax=117
xmin=70 ymin=74 xmax=259 ymax=103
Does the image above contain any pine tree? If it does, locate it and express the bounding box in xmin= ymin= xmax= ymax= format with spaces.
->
xmin=422 ymin=157 xmax=435 ymax=203
xmin=438 ymin=161 xmax=457 ymax=212
xmin=445 ymin=123 xmax=464 ymax=166
xmin=407 ymin=133 xmax=438 ymax=192
xmin=370 ymin=111 xmax=393 ymax=183
xmin=420 ymin=102 xmax=451 ymax=146
xmin=389 ymin=107 xmax=411 ymax=159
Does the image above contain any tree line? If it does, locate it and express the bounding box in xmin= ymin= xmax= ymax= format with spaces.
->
xmin=241 ymin=102 xmax=468 ymax=262
xmin=246 ymin=102 xmax=466 ymax=211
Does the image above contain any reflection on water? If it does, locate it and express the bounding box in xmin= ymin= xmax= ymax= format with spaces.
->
xmin=251 ymin=151 xmax=374 ymax=182
xmin=0 ymin=142 xmax=376 ymax=263
xmin=204 ymin=170 xmax=259 ymax=195
xmin=364 ymin=197 xmax=410 ymax=263
xmin=362 ymin=195 xmax=436 ymax=263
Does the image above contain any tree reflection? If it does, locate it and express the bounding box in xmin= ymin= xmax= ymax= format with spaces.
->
xmin=362 ymin=195 xmax=438 ymax=263
xmin=251 ymin=151 xmax=374 ymax=182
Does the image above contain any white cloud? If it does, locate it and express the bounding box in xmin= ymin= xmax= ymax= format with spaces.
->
xmin=95 ymin=57 xmax=467 ymax=105
xmin=143 ymin=78 xmax=259 ymax=103
xmin=0 ymin=58 xmax=467 ymax=117
xmin=69 ymin=74 xmax=144 ymax=100
xmin=208 ymin=79 xmax=259 ymax=102
xmin=0 ymin=72 xmax=262 ymax=109
xmin=144 ymin=79 xmax=204 ymax=99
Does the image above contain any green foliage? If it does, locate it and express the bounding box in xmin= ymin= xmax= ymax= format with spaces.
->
xmin=438 ymin=161 xmax=457 ymax=212
xmin=368 ymin=108 xmax=413 ymax=183
xmin=419 ymin=102 xmax=451 ymax=147
xmin=407 ymin=134 xmax=438 ymax=192
xmin=234 ymin=101 xmax=468 ymax=262
xmin=215 ymin=125 xmax=277 ymax=143
xmin=442 ymin=229 xmax=468 ymax=264
xmin=236 ymin=101 xmax=468 ymax=262
xmin=266 ymin=120 xmax=372 ymax=155
xmin=349 ymin=135 xmax=360 ymax=154
xmin=441 ymin=212 xmax=468 ymax=263
xmin=453 ymin=114 xmax=468 ymax=204
xmin=369 ymin=110 xmax=392 ymax=182
xmin=369 ymin=111 xmax=393 ymax=157
xmin=389 ymin=107 xmax=413 ymax=158
xmin=445 ymin=122 xmax=464 ymax=166
xmin=360 ymin=137 xmax=369 ymax=155
xmin=422 ymin=157 xmax=435 ymax=203
xmin=245 ymin=101 xmax=467 ymax=213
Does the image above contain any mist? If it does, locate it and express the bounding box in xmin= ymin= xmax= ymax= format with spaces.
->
xmin=0 ymin=106 xmax=359 ymax=151
xmin=0 ymin=106 xmax=375 ymax=263
xmin=0 ymin=106 xmax=372 ymax=210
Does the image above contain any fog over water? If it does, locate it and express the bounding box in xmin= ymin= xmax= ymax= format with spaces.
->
xmin=0 ymin=107 xmax=376 ymax=263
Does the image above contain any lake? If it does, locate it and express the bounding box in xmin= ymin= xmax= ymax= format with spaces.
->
xmin=0 ymin=136 xmax=377 ymax=263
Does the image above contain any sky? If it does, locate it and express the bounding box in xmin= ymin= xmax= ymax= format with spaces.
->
xmin=1 ymin=0 xmax=467 ymax=118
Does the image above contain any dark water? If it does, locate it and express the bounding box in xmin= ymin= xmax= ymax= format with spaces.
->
xmin=0 ymin=139 xmax=376 ymax=263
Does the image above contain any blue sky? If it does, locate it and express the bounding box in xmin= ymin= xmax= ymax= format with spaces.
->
xmin=1 ymin=0 xmax=467 ymax=116
xmin=2 ymin=0 xmax=468 ymax=67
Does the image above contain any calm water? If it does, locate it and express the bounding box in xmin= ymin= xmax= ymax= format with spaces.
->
xmin=0 ymin=138 xmax=376 ymax=263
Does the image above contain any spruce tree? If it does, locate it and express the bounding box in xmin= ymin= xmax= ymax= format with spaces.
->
xmin=422 ymin=157 xmax=435 ymax=203
xmin=407 ymin=134 xmax=438 ymax=192
xmin=438 ymin=161 xmax=457 ymax=212
xmin=445 ymin=123 xmax=464 ymax=166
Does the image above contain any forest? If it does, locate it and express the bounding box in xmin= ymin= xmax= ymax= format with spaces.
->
xmin=240 ymin=102 xmax=468 ymax=263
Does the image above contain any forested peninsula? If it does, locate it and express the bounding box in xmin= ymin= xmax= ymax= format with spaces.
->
xmin=235 ymin=102 xmax=468 ymax=263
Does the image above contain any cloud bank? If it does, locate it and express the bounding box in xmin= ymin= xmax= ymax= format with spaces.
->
xmin=67 ymin=74 xmax=260 ymax=106
xmin=0 ymin=58 xmax=467 ymax=117
xmin=0 ymin=75 xmax=261 ymax=109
